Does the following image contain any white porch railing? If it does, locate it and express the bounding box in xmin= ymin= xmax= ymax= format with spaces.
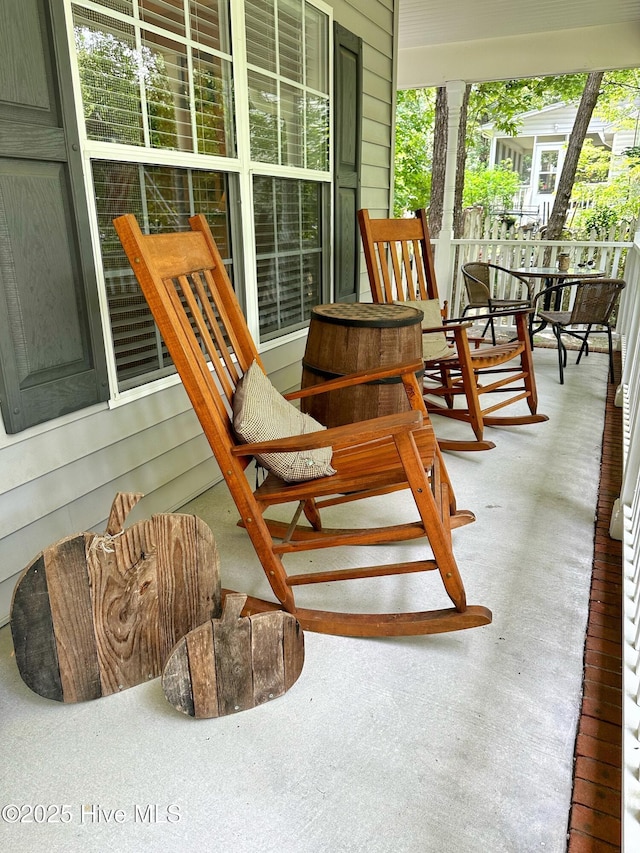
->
xmin=617 ymin=230 xmax=640 ymax=853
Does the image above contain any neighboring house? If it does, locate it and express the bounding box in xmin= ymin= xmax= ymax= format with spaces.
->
xmin=481 ymin=102 xmax=637 ymax=221
xmin=0 ymin=0 xmax=396 ymax=624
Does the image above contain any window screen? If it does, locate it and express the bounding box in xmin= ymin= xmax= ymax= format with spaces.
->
xmin=92 ymin=161 xmax=235 ymax=388
xmin=245 ymin=0 xmax=329 ymax=170
xmin=253 ymin=176 xmax=324 ymax=340
xmin=73 ymin=2 xmax=235 ymax=157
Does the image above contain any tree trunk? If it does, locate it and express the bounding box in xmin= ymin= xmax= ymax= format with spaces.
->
xmin=544 ymin=71 xmax=604 ymax=247
xmin=428 ymin=86 xmax=447 ymax=237
xmin=453 ymin=84 xmax=471 ymax=239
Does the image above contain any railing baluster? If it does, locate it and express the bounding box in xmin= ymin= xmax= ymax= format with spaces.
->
xmin=617 ymin=232 xmax=640 ymax=853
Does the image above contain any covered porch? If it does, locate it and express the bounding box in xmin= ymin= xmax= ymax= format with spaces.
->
xmin=0 ymin=336 xmax=624 ymax=851
xmin=0 ymin=1 xmax=638 ymax=849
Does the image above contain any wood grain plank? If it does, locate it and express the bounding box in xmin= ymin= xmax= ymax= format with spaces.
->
xmin=155 ymin=513 xmax=221 ymax=665
xmin=87 ymin=519 xmax=161 ymax=695
xmin=186 ymin=620 xmax=219 ymax=718
xmin=11 ymin=506 xmax=222 ymax=704
xmin=251 ymin=612 xmax=285 ymax=705
xmin=213 ymin=602 xmax=253 ymax=716
xmin=282 ymin=615 xmax=305 ymax=690
xmin=10 ymin=554 xmax=63 ymax=701
xmin=105 ymin=492 xmax=144 ymax=535
xmin=45 ymin=534 xmax=102 ymax=702
xmin=161 ymin=637 xmax=195 ymax=717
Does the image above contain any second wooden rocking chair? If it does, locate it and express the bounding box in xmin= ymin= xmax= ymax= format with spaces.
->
xmin=358 ymin=209 xmax=548 ymax=452
xmin=113 ymin=213 xmax=491 ymax=638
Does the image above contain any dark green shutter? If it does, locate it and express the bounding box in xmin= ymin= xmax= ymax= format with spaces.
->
xmin=333 ymin=23 xmax=362 ymax=303
xmin=0 ymin=0 xmax=108 ymax=433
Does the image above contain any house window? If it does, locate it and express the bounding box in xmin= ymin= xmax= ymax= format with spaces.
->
xmin=537 ymin=149 xmax=559 ymax=194
xmin=246 ymin=0 xmax=329 ymax=170
xmin=92 ymin=160 xmax=234 ymax=386
xmin=253 ymin=176 xmax=324 ymax=339
xmin=73 ymin=2 xmax=235 ymax=156
xmin=68 ymin=0 xmax=331 ymax=391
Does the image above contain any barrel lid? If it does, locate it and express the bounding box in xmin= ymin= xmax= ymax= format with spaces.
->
xmin=310 ymin=302 xmax=423 ymax=328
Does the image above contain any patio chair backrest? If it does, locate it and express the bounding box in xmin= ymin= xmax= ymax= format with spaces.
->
xmin=570 ymin=278 xmax=626 ymax=326
xmin=461 ymin=262 xmax=532 ymax=308
xmin=461 ymin=262 xmax=492 ymax=306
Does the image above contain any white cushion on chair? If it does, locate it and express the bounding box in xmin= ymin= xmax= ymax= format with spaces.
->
xmin=401 ymin=300 xmax=452 ymax=361
xmin=233 ymin=360 xmax=336 ymax=483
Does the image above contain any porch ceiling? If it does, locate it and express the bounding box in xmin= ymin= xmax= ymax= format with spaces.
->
xmin=398 ymin=0 xmax=640 ymax=50
xmin=397 ymin=0 xmax=640 ymax=88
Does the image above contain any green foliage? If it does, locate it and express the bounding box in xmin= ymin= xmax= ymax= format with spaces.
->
xmin=468 ymin=75 xmax=587 ymax=136
xmin=593 ymin=69 xmax=640 ymax=124
xmin=571 ymin=156 xmax=640 ymax=232
xmin=393 ymin=89 xmax=435 ymax=216
xmin=575 ymin=139 xmax=611 ymax=183
xmin=462 ymin=165 xmax=521 ymax=212
xmin=581 ymin=205 xmax=619 ymax=232
xmin=394 ymin=69 xmax=639 ymax=222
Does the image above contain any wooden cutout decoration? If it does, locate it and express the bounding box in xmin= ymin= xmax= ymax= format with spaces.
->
xmin=162 ymin=593 xmax=305 ymax=718
xmin=10 ymin=493 xmax=221 ymax=702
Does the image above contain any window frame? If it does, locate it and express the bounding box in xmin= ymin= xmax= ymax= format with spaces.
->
xmin=63 ymin=0 xmax=333 ymax=404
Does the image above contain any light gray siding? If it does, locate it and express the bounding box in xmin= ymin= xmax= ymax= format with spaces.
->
xmin=333 ymin=0 xmax=396 ymax=297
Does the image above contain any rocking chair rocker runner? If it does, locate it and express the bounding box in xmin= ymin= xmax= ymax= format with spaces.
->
xmin=358 ymin=209 xmax=548 ymax=452
xmin=113 ymin=213 xmax=491 ymax=638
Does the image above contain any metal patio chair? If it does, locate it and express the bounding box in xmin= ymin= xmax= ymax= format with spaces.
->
xmin=535 ymin=278 xmax=626 ymax=384
xmin=461 ymin=262 xmax=534 ymax=344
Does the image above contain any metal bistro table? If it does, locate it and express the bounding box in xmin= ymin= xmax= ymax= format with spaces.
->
xmin=513 ymin=265 xmax=605 ymax=341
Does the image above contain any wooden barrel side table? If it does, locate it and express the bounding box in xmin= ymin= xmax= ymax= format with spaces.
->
xmin=300 ymin=302 xmax=424 ymax=427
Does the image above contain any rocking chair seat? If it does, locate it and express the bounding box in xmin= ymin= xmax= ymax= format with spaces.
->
xmin=249 ymin=412 xmax=436 ymax=500
xmin=432 ymin=325 xmax=528 ymax=368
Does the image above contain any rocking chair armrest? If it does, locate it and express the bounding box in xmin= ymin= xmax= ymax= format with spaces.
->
xmin=285 ymin=359 xmax=424 ymax=402
xmin=230 ymin=410 xmax=424 ymax=457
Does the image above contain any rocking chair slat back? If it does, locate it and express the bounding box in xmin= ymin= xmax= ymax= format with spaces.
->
xmin=358 ymin=208 xmax=548 ymax=451
xmin=360 ymin=208 xmax=439 ymax=304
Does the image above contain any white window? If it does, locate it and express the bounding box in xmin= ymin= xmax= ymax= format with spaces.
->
xmin=67 ymin=0 xmax=331 ymax=390
xmin=536 ymin=147 xmax=560 ymax=195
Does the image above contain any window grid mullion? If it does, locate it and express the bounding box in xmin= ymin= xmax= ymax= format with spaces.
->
xmin=272 ymin=181 xmax=282 ymax=326
xmin=274 ymin=0 xmax=283 ymax=166
xmin=184 ymin=0 xmax=199 ymax=152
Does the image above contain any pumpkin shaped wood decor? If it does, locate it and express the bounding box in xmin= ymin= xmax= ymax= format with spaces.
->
xmin=162 ymin=593 xmax=304 ymax=718
xmin=10 ymin=493 xmax=221 ymax=703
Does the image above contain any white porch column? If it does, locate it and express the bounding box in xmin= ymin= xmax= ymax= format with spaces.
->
xmin=435 ymin=80 xmax=466 ymax=306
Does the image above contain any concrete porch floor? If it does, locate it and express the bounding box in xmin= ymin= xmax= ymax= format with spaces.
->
xmin=0 ymin=346 xmax=617 ymax=853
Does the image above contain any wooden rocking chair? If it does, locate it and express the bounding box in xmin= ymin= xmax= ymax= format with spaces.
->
xmin=113 ymin=213 xmax=491 ymax=637
xmin=358 ymin=209 xmax=548 ymax=452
